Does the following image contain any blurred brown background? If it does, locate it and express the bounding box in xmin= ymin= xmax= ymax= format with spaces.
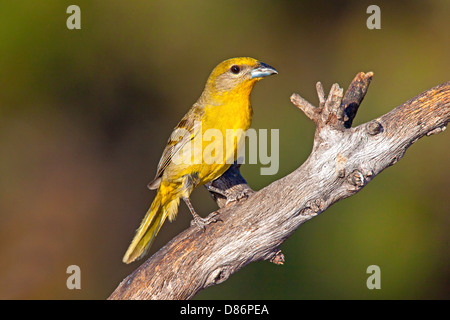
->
xmin=0 ymin=0 xmax=448 ymax=299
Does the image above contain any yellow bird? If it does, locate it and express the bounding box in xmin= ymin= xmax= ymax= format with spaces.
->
xmin=123 ymin=57 xmax=277 ymax=263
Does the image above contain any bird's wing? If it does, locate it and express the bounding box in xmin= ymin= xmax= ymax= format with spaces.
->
xmin=147 ymin=104 xmax=204 ymax=189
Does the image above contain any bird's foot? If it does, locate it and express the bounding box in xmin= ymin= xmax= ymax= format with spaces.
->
xmin=205 ymin=184 xmax=253 ymax=206
xmin=223 ymin=188 xmax=252 ymax=206
xmin=190 ymin=211 xmax=222 ymax=230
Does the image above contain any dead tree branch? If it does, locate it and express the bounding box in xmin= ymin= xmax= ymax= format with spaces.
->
xmin=109 ymin=72 xmax=449 ymax=300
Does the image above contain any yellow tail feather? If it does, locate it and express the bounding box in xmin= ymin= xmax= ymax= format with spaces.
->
xmin=122 ymin=187 xmax=180 ymax=264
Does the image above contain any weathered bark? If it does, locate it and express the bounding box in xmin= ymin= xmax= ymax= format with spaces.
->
xmin=109 ymin=72 xmax=449 ymax=300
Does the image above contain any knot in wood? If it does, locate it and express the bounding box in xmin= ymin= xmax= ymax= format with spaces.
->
xmin=269 ymin=250 xmax=285 ymax=265
xmin=302 ymin=199 xmax=323 ymax=216
xmin=348 ymin=170 xmax=365 ymax=187
xmin=207 ymin=265 xmax=232 ymax=286
xmin=367 ymin=120 xmax=383 ymax=135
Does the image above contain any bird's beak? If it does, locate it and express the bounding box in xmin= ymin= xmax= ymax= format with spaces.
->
xmin=251 ymin=62 xmax=278 ymax=79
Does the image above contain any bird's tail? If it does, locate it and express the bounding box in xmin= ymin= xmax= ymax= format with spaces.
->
xmin=122 ymin=185 xmax=180 ymax=264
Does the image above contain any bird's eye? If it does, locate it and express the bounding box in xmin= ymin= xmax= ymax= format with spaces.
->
xmin=230 ymin=65 xmax=240 ymax=74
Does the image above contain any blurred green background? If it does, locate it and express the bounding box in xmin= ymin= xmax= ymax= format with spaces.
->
xmin=0 ymin=0 xmax=448 ymax=299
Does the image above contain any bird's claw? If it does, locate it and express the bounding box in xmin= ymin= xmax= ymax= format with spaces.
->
xmin=224 ymin=188 xmax=252 ymax=206
xmin=190 ymin=211 xmax=222 ymax=230
xmin=205 ymin=184 xmax=253 ymax=207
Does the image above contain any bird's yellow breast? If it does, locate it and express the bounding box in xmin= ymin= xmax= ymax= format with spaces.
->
xmin=197 ymin=91 xmax=253 ymax=184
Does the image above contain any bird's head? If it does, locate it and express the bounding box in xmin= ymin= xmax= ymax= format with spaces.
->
xmin=203 ymin=57 xmax=277 ymax=100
